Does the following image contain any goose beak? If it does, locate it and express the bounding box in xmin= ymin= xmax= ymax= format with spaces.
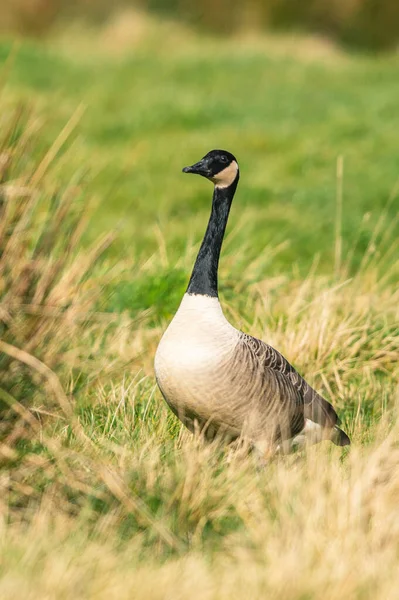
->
xmin=182 ymin=159 xmax=211 ymax=177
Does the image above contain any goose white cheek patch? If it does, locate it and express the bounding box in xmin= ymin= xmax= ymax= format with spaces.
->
xmin=211 ymin=161 xmax=239 ymax=188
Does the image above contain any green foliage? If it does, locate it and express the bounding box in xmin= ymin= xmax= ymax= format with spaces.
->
xmin=106 ymin=269 xmax=187 ymax=321
xmin=1 ymin=36 xmax=399 ymax=280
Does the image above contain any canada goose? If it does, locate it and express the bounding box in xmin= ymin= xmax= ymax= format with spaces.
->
xmin=154 ymin=150 xmax=350 ymax=455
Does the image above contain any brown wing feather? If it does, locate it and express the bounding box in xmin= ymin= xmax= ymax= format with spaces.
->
xmin=240 ymin=334 xmax=339 ymax=428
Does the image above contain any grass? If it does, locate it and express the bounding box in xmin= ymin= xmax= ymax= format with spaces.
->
xmin=1 ymin=19 xmax=399 ymax=277
xmin=0 ymin=13 xmax=399 ymax=599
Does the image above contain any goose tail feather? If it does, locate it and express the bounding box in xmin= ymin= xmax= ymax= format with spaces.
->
xmin=331 ymin=426 xmax=351 ymax=447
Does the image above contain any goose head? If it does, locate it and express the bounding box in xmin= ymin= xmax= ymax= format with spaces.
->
xmin=182 ymin=149 xmax=239 ymax=189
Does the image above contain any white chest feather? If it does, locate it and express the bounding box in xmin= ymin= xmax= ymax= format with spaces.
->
xmin=154 ymin=294 xmax=239 ymax=415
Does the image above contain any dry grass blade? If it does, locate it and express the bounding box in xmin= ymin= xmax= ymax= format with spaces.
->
xmin=99 ymin=466 xmax=184 ymax=552
xmin=0 ymin=340 xmax=72 ymax=417
xmin=29 ymin=103 xmax=86 ymax=188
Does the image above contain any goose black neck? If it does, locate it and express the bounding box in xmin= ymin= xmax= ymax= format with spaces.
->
xmin=187 ymin=176 xmax=239 ymax=297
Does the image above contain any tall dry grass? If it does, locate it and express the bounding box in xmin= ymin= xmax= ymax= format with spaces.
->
xmin=1 ymin=412 xmax=399 ymax=598
xmin=0 ymin=106 xmax=143 ymax=449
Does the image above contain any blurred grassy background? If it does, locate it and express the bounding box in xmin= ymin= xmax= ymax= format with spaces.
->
xmin=2 ymin=0 xmax=399 ymax=49
xmin=1 ymin=8 xmax=399 ymax=321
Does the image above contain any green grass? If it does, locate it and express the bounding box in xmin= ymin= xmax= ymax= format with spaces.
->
xmin=0 ymin=19 xmax=398 ymax=599
xmin=1 ymin=30 xmax=399 ymax=292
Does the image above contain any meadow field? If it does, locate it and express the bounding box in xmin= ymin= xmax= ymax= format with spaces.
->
xmin=0 ymin=13 xmax=398 ymax=599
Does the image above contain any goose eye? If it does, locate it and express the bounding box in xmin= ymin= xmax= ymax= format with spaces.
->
xmin=220 ymin=156 xmax=228 ymax=163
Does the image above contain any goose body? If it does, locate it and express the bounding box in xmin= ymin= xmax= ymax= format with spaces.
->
xmin=155 ymin=150 xmax=350 ymax=453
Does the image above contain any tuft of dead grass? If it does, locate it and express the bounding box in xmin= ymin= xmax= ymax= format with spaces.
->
xmin=0 ymin=106 xmax=143 ymax=449
xmin=1 ymin=415 xmax=399 ymax=599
